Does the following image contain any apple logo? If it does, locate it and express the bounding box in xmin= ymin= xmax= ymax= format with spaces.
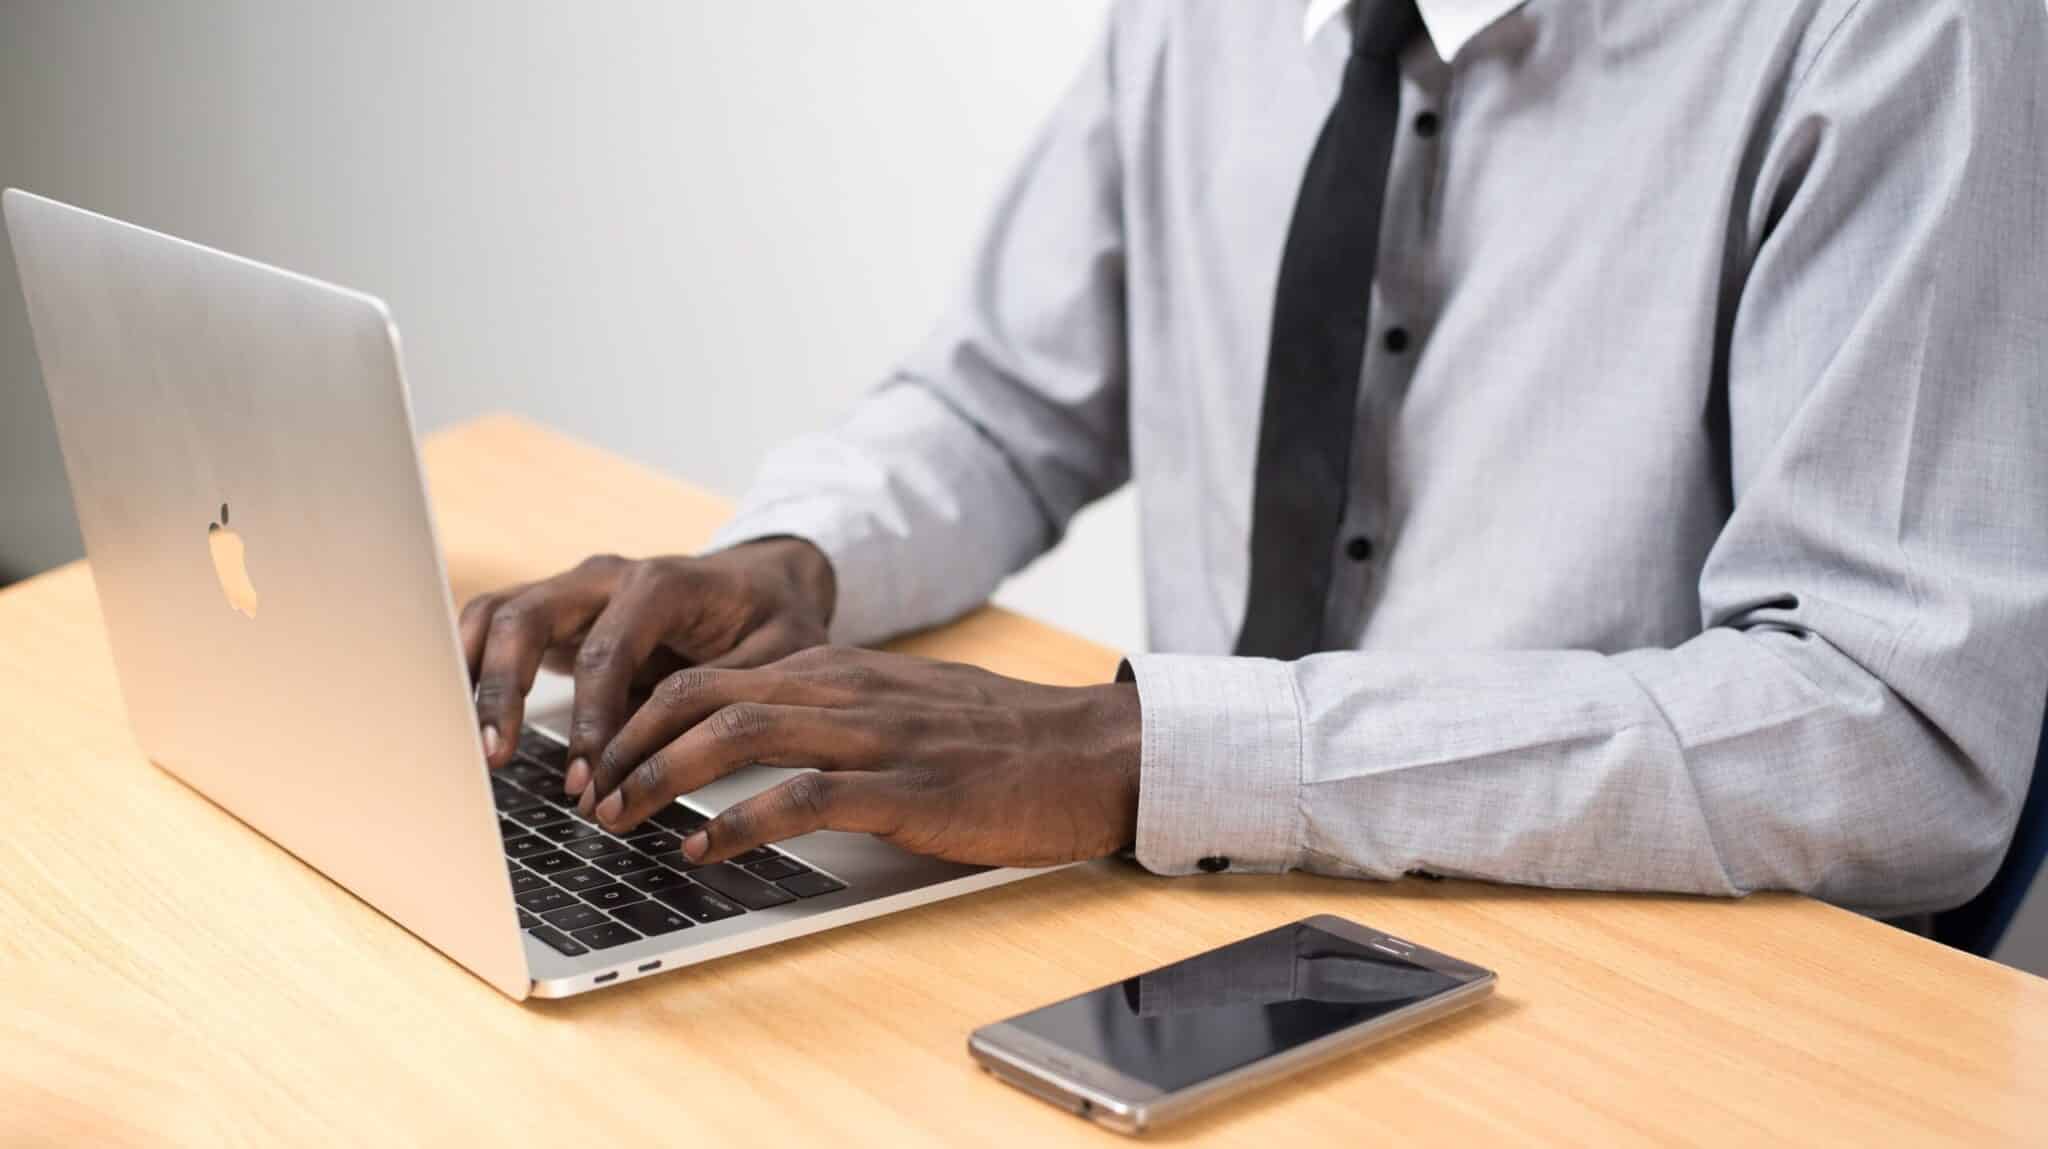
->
xmin=207 ymin=502 xmax=260 ymax=619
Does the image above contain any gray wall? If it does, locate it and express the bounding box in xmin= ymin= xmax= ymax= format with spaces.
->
xmin=2 ymin=1 xmax=2042 ymax=979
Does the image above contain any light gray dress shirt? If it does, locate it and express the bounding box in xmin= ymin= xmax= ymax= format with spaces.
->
xmin=710 ymin=0 xmax=2048 ymax=917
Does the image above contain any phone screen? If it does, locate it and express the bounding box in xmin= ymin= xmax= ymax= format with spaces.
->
xmin=1002 ymin=920 xmax=1470 ymax=1093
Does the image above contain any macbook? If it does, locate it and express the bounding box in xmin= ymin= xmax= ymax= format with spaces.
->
xmin=4 ymin=189 xmax=1058 ymax=999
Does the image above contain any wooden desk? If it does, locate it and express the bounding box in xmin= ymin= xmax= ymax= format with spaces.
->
xmin=3 ymin=415 xmax=2043 ymax=1146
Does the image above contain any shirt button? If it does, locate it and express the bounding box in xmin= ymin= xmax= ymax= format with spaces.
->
xmin=1383 ymin=326 xmax=1411 ymax=354
xmin=1196 ymin=855 xmax=1231 ymax=873
xmin=1345 ymin=535 xmax=1375 ymax=562
xmin=1414 ymin=110 xmax=1441 ymax=138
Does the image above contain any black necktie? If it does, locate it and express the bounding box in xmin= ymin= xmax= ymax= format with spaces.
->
xmin=1235 ymin=0 xmax=1422 ymax=658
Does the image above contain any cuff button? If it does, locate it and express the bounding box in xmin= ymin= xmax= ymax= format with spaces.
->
xmin=1196 ymin=855 xmax=1231 ymax=874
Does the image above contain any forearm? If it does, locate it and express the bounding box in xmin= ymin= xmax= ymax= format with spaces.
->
xmin=709 ymin=382 xmax=1062 ymax=646
xmin=1126 ymin=624 xmax=2041 ymax=917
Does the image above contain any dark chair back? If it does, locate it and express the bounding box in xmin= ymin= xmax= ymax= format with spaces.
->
xmin=1931 ymin=717 xmax=2048 ymax=957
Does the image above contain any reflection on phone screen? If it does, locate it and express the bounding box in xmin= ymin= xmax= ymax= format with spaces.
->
xmin=1004 ymin=921 xmax=1467 ymax=1092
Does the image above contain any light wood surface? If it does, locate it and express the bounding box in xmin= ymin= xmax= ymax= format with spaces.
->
xmin=3 ymin=414 xmax=2043 ymax=1146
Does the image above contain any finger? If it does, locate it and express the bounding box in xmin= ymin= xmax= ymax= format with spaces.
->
xmin=592 ymin=703 xmax=888 ymax=831
xmin=541 ymin=632 xmax=662 ymax=677
xmin=694 ymin=621 xmax=818 ymax=670
xmin=473 ymin=575 xmax=615 ymax=766
xmin=629 ymin=648 xmax=689 ymax=693
xmin=458 ymin=588 xmax=520 ymax=684
xmin=587 ymin=661 xmax=846 ymax=806
xmin=537 ymin=641 xmax=584 ymax=677
xmin=565 ymin=574 xmax=677 ymax=797
xmin=685 ymin=772 xmax=899 ymax=863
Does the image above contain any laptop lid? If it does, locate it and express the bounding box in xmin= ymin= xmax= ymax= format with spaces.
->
xmin=3 ymin=189 xmax=530 ymax=999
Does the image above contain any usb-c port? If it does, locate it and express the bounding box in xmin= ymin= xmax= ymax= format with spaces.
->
xmin=637 ymin=961 xmax=662 ymax=973
xmin=593 ymin=972 xmax=618 ymax=985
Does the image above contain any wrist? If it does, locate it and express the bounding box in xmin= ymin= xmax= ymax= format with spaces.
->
xmin=734 ymin=536 xmax=838 ymax=628
xmin=1080 ymin=681 xmax=1143 ymax=851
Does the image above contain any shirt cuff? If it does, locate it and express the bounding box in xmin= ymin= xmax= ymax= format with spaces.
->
xmin=705 ymin=508 xmax=900 ymax=649
xmin=1122 ymin=653 xmax=1305 ymax=875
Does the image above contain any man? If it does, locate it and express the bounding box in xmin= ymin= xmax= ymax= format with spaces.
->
xmin=461 ymin=0 xmax=2048 ymax=917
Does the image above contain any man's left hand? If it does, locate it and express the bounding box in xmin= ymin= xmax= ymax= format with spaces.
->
xmin=575 ymin=646 xmax=1143 ymax=868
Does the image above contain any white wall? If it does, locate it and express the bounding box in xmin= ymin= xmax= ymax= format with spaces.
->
xmin=0 ymin=0 xmax=1142 ymax=650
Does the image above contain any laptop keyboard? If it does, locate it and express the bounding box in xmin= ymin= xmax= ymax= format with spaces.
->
xmin=496 ymin=728 xmax=848 ymax=958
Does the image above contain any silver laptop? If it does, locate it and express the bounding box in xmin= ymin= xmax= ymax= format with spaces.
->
xmin=4 ymin=189 xmax=1056 ymax=999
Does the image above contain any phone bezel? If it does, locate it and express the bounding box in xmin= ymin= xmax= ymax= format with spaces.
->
xmin=967 ymin=914 xmax=1498 ymax=1134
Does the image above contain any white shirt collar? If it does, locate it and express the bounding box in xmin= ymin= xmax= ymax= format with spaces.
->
xmin=1303 ymin=0 xmax=1527 ymax=61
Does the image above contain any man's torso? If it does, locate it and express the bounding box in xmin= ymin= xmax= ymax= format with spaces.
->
xmin=1110 ymin=0 xmax=1854 ymax=655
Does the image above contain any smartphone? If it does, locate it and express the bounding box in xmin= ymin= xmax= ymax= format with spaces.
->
xmin=968 ymin=915 xmax=1496 ymax=1134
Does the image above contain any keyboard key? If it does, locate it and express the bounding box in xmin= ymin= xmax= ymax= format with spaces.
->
xmin=497 ymin=818 xmax=521 ymax=839
xmin=779 ymin=871 xmax=847 ymax=899
xmin=623 ymin=866 xmax=693 ymax=893
xmin=649 ymin=851 xmax=700 ymax=873
xmin=542 ymin=904 xmax=608 ymax=931
xmin=538 ymin=821 xmax=604 ymax=844
xmin=518 ymin=730 xmax=569 ymax=769
xmin=517 ymin=909 xmax=540 ymax=928
xmin=570 ymin=922 xmax=641 ymax=950
xmin=565 ymin=836 xmax=631 ymax=860
xmin=493 ymin=790 xmax=542 ymax=814
xmin=524 ymin=850 xmax=582 ymax=875
xmin=592 ymin=851 xmax=662 ymax=877
xmin=512 ymin=779 xmax=569 ymax=805
xmin=730 ymin=848 xmax=779 ymax=865
xmin=649 ymin=804 xmax=708 ymax=834
xmin=509 ymin=869 xmax=552 ymax=895
xmin=580 ymin=883 xmax=647 ymax=911
xmin=552 ymin=866 xmax=609 ymax=892
xmin=491 ymin=780 xmax=542 ymax=812
xmin=656 ymin=884 xmax=746 ymax=923
xmin=527 ymin=925 xmax=587 ymax=956
xmin=613 ymin=901 xmax=693 ymax=936
xmin=516 ymin=888 xmax=578 ymax=913
xmin=501 ymin=759 xmax=558 ymax=791
xmin=746 ymin=857 xmax=807 ymax=881
xmin=624 ymin=830 xmax=682 ymax=856
xmin=692 ymin=863 xmax=796 ymax=910
xmin=509 ymin=804 xmax=571 ymax=828
xmin=503 ymin=835 xmax=550 ymax=859
xmin=517 ymin=748 xmax=564 ymax=774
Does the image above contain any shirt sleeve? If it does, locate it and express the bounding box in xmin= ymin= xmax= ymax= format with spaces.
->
xmin=1128 ymin=0 xmax=2048 ymax=918
xmin=707 ymin=12 xmax=1130 ymax=647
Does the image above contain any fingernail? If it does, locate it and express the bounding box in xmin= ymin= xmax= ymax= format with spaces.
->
xmin=481 ymin=725 xmax=500 ymax=759
xmin=595 ymin=791 xmax=622 ymax=826
xmin=683 ymin=831 xmax=708 ymax=861
xmin=565 ymin=758 xmax=589 ymax=796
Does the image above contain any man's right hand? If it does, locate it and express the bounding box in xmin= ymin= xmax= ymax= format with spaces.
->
xmin=457 ymin=538 xmax=836 ymax=800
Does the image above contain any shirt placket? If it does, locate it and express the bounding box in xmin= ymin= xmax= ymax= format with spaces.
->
xmin=1320 ymin=43 xmax=1450 ymax=649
